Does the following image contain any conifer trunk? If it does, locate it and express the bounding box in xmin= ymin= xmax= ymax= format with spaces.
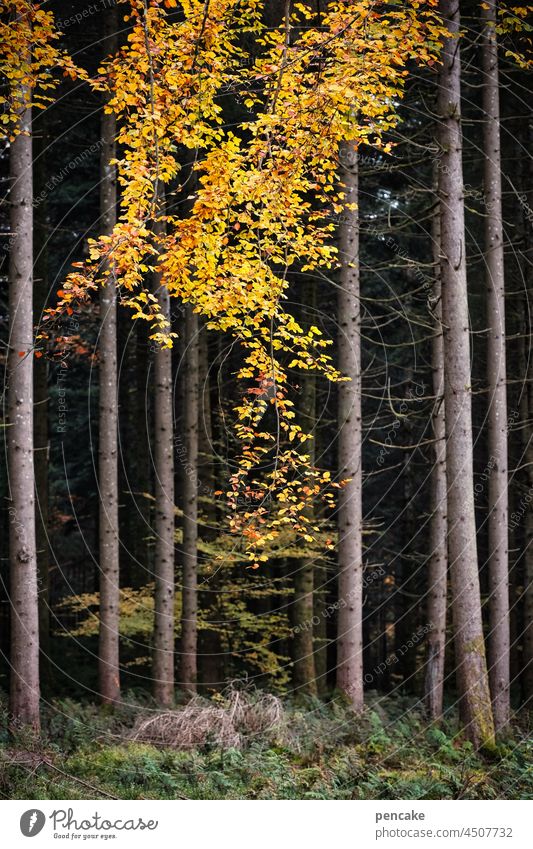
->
xmin=336 ymin=141 xmax=363 ymax=710
xmin=293 ymin=351 xmax=317 ymax=696
xmin=33 ymin=118 xmax=51 ymax=691
xmin=8 ymin=79 xmax=40 ymax=731
xmin=98 ymin=11 xmax=120 ymax=705
xmin=425 ymin=192 xmax=447 ymax=721
xmin=482 ymin=0 xmax=510 ymax=733
xmin=437 ymin=0 xmax=495 ymax=746
xmin=181 ymin=306 xmax=199 ymax=693
xmin=152 ymin=188 xmax=175 ymax=706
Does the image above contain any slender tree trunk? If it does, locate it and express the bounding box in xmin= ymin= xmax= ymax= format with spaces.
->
xmin=336 ymin=141 xmax=363 ymax=710
xmin=152 ymin=188 xmax=175 ymax=707
xmin=521 ymin=116 xmax=533 ymax=704
xmin=437 ymin=0 xmax=495 ymax=747
xmin=33 ymin=118 xmax=51 ymax=691
xmin=482 ymin=0 xmax=510 ymax=733
xmin=8 ymin=81 xmax=40 ymax=731
xmin=197 ymin=325 xmax=222 ymax=689
xmin=134 ymin=317 xmax=152 ymax=582
xmin=425 ymin=192 xmax=447 ymax=721
xmin=181 ymin=306 xmax=199 ymax=693
xmin=98 ymin=11 xmax=120 ymax=705
xmin=292 ymin=350 xmax=317 ymax=696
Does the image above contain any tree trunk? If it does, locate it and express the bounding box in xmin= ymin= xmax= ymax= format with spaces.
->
xmin=181 ymin=306 xmax=199 ymax=693
xmin=424 ymin=190 xmax=447 ymax=721
xmin=197 ymin=325 xmax=222 ymax=690
xmin=437 ymin=0 xmax=495 ymax=747
xmin=336 ymin=141 xmax=363 ymax=710
xmin=521 ymin=115 xmax=533 ymax=704
xmin=98 ymin=11 xmax=120 ymax=705
xmin=292 ymin=349 xmax=317 ymax=697
xmin=482 ymin=0 xmax=510 ymax=733
xmin=33 ymin=116 xmax=51 ymax=692
xmin=8 ymin=82 xmax=40 ymax=731
xmin=152 ymin=188 xmax=176 ymax=707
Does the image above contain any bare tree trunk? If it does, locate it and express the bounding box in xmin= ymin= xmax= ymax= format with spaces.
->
xmin=8 ymin=81 xmax=40 ymax=731
xmin=181 ymin=306 xmax=199 ymax=693
xmin=424 ymin=191 xmax=447 ymax=721
xmin=521 ymin=116 xmax=533 ymax=704
xmin=437 ymin=0 xmax=495 ymax=747
xmin=134 ymin=317 xmax=153 ymax=582
xmin=336 ymin=141 xmax=363 ymax=711
xmin=33 ymin=117 xmax=51 ymax=692
xmin=152 ymin=188 xmax=175 ymax=706
xmin=98 ymin=11 xmax=120 ymax=705
xmin=153 ymin=192 xmax=174 ymax=707
xmin=482 ymin=0 xmax=510 ymax=733
xmin=292 ymin=351 xmax=317 ymax=697
xmin=197 ymin=325 xmax=222 ymax=690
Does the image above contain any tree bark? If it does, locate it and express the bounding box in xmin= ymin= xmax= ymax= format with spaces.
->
xmin=33 ymin=116 xmax=51 ymax=692
xmin=292 ymin=348 xmax=317 ymax=697
xmin=8 ymin=80 xmax=40 ymax=731
xmin=437 ymin=0 xmax=495 ymax=747
xmin=181 ymin=306 xmax=199 ymax=693
xmin=336 ymin=141 xmax=363 ymax=710
xmin=521 ymin=114 xmax=533 ymax=704
xmin=424 ymin=190 xmax=447 ymax=721
xmin=98 ymin=10 xmax=120 ymax=705
xmin=482 ymin=0 xmax=510 ymax=733
xmin=152 ymin=188 xmax=176 ymax=707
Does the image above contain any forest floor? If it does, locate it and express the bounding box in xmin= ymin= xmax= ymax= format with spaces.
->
xmin=1 ymin=691 xmax=532 ymax=800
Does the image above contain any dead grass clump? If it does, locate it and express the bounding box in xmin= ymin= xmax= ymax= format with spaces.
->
xmin=130 ymin=687 xmax=284 ymax=750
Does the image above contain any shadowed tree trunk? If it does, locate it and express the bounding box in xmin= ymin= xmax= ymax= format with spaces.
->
xmin=98 ymin=10 xmax=120 ymax=705
xmin=152 ymin=187 xmax=175 ymax=707
xmin=292 ymin=339 xmax=318 ymax=696
xmin=424 ymin=190 xmax=447 ymax=721
xmin=181 ymin=305 xmax=199 ymax=693
xmin=336 ymin=141 xmax=363 ymax=711
xmin=198 ymin=325 xmax=222 ymax=690
xmin=437 ymin=0 xmax=495 ymax=747
xmin=482 ymin=0 xmax=510 ymax=734
xmin=521 ymin=115 xmax=533 ymax=704
xmin=8 ymin=72 xmax=40 ymax=731
xmin=33 ymin=116 xmax=51 ymax=692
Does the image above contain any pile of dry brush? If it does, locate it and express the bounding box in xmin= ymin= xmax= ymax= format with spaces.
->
xmin=130 ymin=688 xmax=284 ymax=750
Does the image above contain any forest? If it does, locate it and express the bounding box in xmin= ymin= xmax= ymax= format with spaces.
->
xmin=0 ymin=0 xmax=533 ymax=802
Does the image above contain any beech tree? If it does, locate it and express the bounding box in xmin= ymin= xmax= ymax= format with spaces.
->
xmin=437 ymin=0 xmax=495 ymax=746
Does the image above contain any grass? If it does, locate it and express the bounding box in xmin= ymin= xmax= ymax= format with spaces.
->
xmin=0 ymin=690 xmax=531 ymax=800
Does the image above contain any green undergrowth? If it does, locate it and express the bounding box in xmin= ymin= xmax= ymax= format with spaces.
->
xmin=0 ymin=691 xmax=531 ymax=800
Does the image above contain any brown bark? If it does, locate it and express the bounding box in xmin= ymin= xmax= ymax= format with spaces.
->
xmin=98 ymin=11 xmax=120 ymax=705
xmin=181 ymin=306 xmax=199 ymax=693
xmin=336 ymin=141 xmax=363 ymax=710
xmin=8 ymin=83 xmax=40 ymax=731
xmin=482 ymin=0 xmax=510 ymax=733
xmin=437 ymin=0 xmax=495 ymax=746
xmin=152 ymin=188 xmax=176 ymax=707
xmin=424 ymin=191 xmax=447 ymax=721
